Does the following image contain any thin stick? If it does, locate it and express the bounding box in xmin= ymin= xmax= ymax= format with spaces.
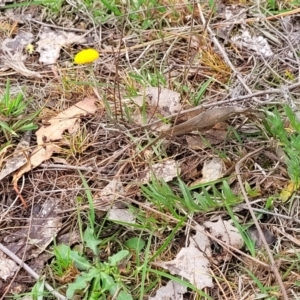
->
xmin=235 ymin=147 xmax=288 ymax=300
xmin=0 ymin=243 xmax=67 ymax=300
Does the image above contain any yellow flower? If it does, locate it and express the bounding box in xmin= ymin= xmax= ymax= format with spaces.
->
xmin=25 ymin=44 xmax=35 ymax=54
xmin=74 ymin=48 xmax=99 ymax=64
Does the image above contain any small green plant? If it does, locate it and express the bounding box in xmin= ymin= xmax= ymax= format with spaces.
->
xmin=0 ymin=79 xmax=38 ymax=139
xmin=192 ymin=77 xmax=214 ymax=106
xmin=64 ymin=246 xmax=131 ymax=299
xmin=51 ymin=172 xmax=133 ymax=299
xmin=128 ymin=69 xmax=167 ymax=88
xmin=0 ymin=80 xmax=28 ymax=117
xmin=141 ymin=176 xmax=241 ymax=216
xmin=51 ymin=243 xmax=75 ymax=277
xmin=264 ymin=105 xmax=300 ymax=187
xmin=225 ymin=203 xmax=256 ymax=256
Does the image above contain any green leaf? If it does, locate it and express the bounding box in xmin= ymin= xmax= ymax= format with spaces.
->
xmin=66 ymin=268 xmax=99 ymax=298
xmin=125 ymin=237 xmax=145 ymax=253
xmin=117 ymin=290 xmax=133 ymax=300
xmin=78 ymin=171 xmax=95 ymax=228
xmin=100 ymin=272 xmax=118 ymax=294
xmin=193 ymin=76 xmax=214 ymax=105
xmin=84 ymin=226 xmax=101 ymax=255
xmin=55 ymin=244 xmax=91 ymax=271
xmin=0 ymin=120 xmax=18 ymax=136
xmin=284 ymin=105 xmax=300 ymax=133
xmin=108 ymin=250 xmax=129 ymax=266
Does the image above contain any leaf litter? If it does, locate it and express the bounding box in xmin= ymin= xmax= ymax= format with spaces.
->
xmin=0 ymin=130 xmax=31 ymax=181
xmin=12 ymin=97 xmax=97 ymax=182
xmin=1 ymin=32 xmax=42 ymax=77
xmin=36 ymin=28 xmax=86 ymax=65
xmin=1 ymin=1 xmax=300 ymax=299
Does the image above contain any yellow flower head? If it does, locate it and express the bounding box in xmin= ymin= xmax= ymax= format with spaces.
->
xmin=74 ymin=48 xmax=99 ymax=64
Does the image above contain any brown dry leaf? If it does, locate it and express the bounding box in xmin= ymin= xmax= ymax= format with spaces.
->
xmin=0 ymin=131 xmax=32 ymax=181
xmin=185 ymin=128 xmax=227 ymax=150
xmin=163 ymin=106 xmax=254 ymax=136
xmin=13 ymin=98 xmax=97 ymax=182
xmin=153 ymin=225 xmax=213 ymax=290
xmin=36 ymin=28 xmax=86 ymax=64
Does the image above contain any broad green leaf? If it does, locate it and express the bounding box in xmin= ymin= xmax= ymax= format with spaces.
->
xmin=84 ymin=226 xmax=101 ymax=255
xmin=100 ymin=272 xmax=118 ymax=294
xmin=117 ymin=290 xmax=133 ymax=300
xmin=108 ymin=250 xmax=129 ymax=266
xmin=56 ymin=244 xmax=91 ymax=271
xmin=125 ymin=237 xmax=145 ymax=253
xmin=66 ymin=268 xmax=99 ymax=298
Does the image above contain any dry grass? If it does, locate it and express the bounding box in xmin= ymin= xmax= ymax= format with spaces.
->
xmin=1 ymin=0 xmax=300 ymax=299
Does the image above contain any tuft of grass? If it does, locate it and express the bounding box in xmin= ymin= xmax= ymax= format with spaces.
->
xmin=263 ymin=105 xmax=300 ymax=187
xmin=142 ymin=176 xmax=242 ymax=216
xmin=191 ymin=76 xmax=214 ymax=106
xmin=0 ymin=79 xmax=38 ymax=140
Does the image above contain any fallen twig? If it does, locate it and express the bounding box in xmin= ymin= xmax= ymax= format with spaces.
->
xmin=0 ymin=243 xmax=67 ymax=300
xmin=235 ymin=147 xmax=288 ymax=300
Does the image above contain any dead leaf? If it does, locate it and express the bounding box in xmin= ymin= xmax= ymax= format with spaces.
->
xmin=0 ymin=0 xmax=13 ymax=6
xmin=107 ymin=208 xmax=136 ymax=224
xmin=185 ymin=128 xmax=228 ymax=150
xmin=141 ymin=159 xmax=179 ymax=184
xmin=198 ymin=158 xmax=225 ymax=184
xmin=163 ymin=106 xmax=254 ymax=137
xmin=0 ymin=131 xmax=31 ymax=181
xmin=279 ymin=181 xmax=297 ymax=202
xmin=131 ymin=87 xmax=182 ymax=132
xmin=231 ymin=30 xmax=274 ymax=58
xmin=248 ymin=226 xmax=275 ymax=249
xmin=149 ymin=280 xmax=187 ymax=300
xmin=0 ymin=251 xmax=18 ymax=280
xmin=153 ymin=225 xmax=213 ymax=290
xmin=36 ymin=28 xmax=86 ymax=64
xmin=29 ymin=229 xmax=81 ymax=275
xmin=133 ymin=87 xmax=182 ymax=117
xmin=204 ymin=218 xmax=243 ymax=262
xmin=2 ymin=32 xmax=33 ymax=53
xmin=4 ymin=198 xmax=62 ymax=260
xmin=94 ymin=178 xmax=125 ymax=209
xmin=216 ymin=5 xmax=247 ymax=42
xmin=13 ymin=98 xmax=97 ymax=182
xmin=1 ymin=32 xmax=42 ymax=77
